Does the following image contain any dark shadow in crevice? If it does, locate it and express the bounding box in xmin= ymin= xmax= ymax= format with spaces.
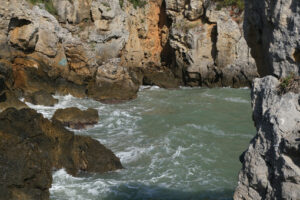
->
xmin=8 ymin=17 xmax=32 ymax=32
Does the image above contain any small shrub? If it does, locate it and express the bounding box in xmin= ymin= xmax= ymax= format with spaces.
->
xmin=119 ymin=0 xmax=124 ymax=8
xmin=27 ymin=0 xmax=57 ymax=15
xmin=278 ymin=73 xmax=300 ymax=94
xmin=101 ymin=2 xmax=110 ymax=7
xmin=213 ymin=0 xmax=245 ymax=11
xmin=128 ymin=0 xmax=147 ymax=9
xmin=173 ymin=20 xmax=201 ymax=33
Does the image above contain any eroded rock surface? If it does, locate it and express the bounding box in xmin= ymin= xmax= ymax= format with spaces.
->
xmin=0 ymin=0 xmax=257 ymax=103
xmin=235 ymin=0 xmax=300 ymax=199
xmin=166 ymin=0 xmax=258 ymax=87
xmin=24 ymin=90 xmax=58 ymax=106
xmin=0 ymin=108 xmax=122 ymax=200
xmin=52 ymin=107 xmax=99 ymax=129
xmin=244 ymin=0 xmax=300 ymax=77
xmin=234 ymin=76 xmax=300 ymax=200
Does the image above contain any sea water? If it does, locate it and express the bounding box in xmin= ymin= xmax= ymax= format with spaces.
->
xmin=25 ymin=87 xmax=255 ymax=200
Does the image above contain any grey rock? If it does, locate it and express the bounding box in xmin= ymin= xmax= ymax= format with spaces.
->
xmin=234 ymin=76 xmax=300 ymax=200
xmin=244 ymin=0 xmax=300 ymax=77
xmin=167 ymin=1 xmax=258 ymax=87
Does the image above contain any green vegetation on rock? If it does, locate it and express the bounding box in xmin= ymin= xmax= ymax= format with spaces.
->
xmin=214 ymin=0 xmax=245 ymax=10
xmin=278 ymin=73 xmax=300 ymax=94
xmin=27 ymin=0 xmax=57 ymax=15
xmin=128 ymin=0 xmax=147 ymax=9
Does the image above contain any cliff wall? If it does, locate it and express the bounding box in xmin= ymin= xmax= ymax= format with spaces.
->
xmin=0 ymin=0 xmax=258 ymax=104
xmin=235 ymin=1 xmax=300 ymax=199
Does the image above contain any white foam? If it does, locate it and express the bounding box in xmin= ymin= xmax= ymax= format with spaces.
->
xmin=224 ymin=97 xmax=249 ymax=104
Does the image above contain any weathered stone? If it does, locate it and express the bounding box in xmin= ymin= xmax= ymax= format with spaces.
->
xmin=142 ymin=65 xmax=180 ymax=88
xmin=167 ymin=1 xmax=258 ymax=87
xmin=0 ymin=108 xmax=122 ymax=200
xmin=235 ymin=1 xmax=300 ymax=198
xmin=87 ymin=61 xmax=139 ymax=103
xmin=52 ymin=107 xmax=99 ymax=129
xmin=24 ymin=90 xmax=58 ymax=106
xmin=234 ymin=76 xmax=300 ymax=200
xmin=8 ymin=22 xmax=38 ymax=52
xmin=244 ymin=0 xmax=300 ymax=77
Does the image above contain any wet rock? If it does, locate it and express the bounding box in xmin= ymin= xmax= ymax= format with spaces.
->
xmin=52 ymin=107 xmax=99 ymax=129
xmin=142 ymin=65 xmax=180 ymax=88
xmin=24 ymin=90 xmax=58 ymax=106
xmin=0 ymin=108 xmax=122 ymax=200
xmin=0 ymin=90 xmax=28 ymax=111
xmin=87 ymin=61 xmax=139 ymax=103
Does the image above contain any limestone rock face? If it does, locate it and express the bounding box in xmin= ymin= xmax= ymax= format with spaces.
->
xmin=234 ymin=76 xmax=300 ymax=200
xmin=235 ymin=1 xmax=300 ymax=199
xmin=167 ymin=1 xmax=258 ymax=87
xmin=0 ymin=0 xmax=258 ymax=104
xmin=52 ymin=107 xmax=99 ymax=129
xmin=87 ymin=61 xmax=140 ymax=103
xmin=244 ymin=0 xmax=300 ymax=77
xmin=0 ymin=108 xmax=122 ymax=200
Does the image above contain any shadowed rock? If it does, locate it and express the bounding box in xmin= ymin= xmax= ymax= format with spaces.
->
xmin=0 ymin=108 xmax=122 ymax=200
xmin=24 ymin=90 xmax=58 ymax=106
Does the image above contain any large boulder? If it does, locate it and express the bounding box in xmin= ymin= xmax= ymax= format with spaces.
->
xmin=0 ymin=90 xmax=28 ymax=111
xmin=24 ymin=90 xmax=58 ymax=106
xmin=87 ymin=61 xmax=139 ymax=103
xmin=0 ymin=108 xmax=122 ymax=200
xmin=52 ymin=107 xmax=99 ymax=129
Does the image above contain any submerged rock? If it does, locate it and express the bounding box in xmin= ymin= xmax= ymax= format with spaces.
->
xmin=24 ymin=90 xmax=58 ymax=106
xmin=0 ymin=108 xmax=122 ymax=200
xmin=52 ymin=107 xmax=99 ymax=129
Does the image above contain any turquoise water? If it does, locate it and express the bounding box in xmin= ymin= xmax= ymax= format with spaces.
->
xmin=26 ymin=87 xmax=255 ymax=200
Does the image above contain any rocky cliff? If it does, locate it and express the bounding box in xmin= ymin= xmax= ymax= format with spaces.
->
xmin=166 ymin=0 xmax=257 ymax=87
xmin=0 ymin=0 xmax=258 ymax=105
xmin=234 ymin=0 xmax=300 ymax=199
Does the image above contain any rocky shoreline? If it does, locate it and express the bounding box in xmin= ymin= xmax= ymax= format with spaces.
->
xmin=234 ymin=0 xmax=300 ymax=199
xmin=0 ymin=0 xmax=299 ymax=199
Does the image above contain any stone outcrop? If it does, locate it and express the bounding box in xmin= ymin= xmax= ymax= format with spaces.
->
xmin=234 ymin=76 xmax=300 ymax=200
xmin=0 ymin=0 xmax=257 ymax=105
xmin=166 ymin=0 xmax=258 ymax=87
xmin=0 ymin=61 xmax=27 ymax=111
xmin=0 ymin=108 xmax=122 ymax=200
xmin=52 ymin=107 xmax=99 ymax=129
xmin=235 ymin=0 xmax=300 ymax=199
xmin=244 ymin=0 xmax=300 ymax=77
xmin=87 ymin=60 xmax=140 ymax=103
xmin=24 ymin=90 xmax=58 ymax=106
